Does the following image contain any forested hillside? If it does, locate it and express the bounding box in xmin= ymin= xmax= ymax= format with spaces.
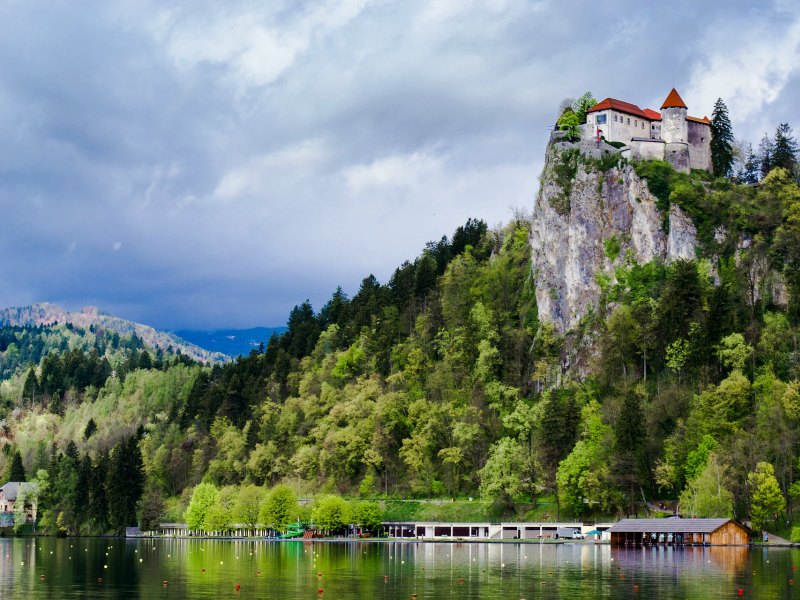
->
xmin=2 ymin=131 xmax=800 ymax=536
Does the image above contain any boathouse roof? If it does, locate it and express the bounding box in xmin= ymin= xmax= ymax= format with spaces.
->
xmin=608 ymin=518 xmax=735 ymax=534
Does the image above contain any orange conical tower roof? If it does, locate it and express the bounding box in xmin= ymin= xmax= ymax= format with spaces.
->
xmin=661 ymin=88 xmax=687 ymax=109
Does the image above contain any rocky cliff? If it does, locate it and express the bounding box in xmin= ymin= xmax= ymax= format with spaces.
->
xmin=530 ymin=141 xmax=698 ymax=333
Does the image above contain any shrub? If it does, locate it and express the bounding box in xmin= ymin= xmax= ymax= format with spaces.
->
xmin=791 ymin=526 xmax=800 ymax=543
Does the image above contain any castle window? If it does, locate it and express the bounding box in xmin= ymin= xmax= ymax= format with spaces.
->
xmin=701 ymin=137 xmax=705 ymax=142
xmin=627 ymin=118 xmax=630 ymax=125
xmin=614 ymin=115 xmax=618 ymax=122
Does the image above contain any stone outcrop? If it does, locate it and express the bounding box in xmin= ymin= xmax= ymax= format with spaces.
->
xmin=530 ymin=142 xmax=698 ymax=333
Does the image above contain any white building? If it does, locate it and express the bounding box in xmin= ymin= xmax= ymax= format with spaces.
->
xmin=583 ymin=88 xmax=711 ymax=173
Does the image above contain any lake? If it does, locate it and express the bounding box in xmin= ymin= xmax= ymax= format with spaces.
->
xmin=0 ymin=537 xmax=797 ymax=598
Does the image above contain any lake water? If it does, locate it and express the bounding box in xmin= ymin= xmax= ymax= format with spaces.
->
xmin=0 ymin=537 xmax=797 ymax=599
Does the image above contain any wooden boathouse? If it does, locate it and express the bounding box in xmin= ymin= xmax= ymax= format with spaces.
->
xmin=608 ymin=518 xmax=750 ymax=546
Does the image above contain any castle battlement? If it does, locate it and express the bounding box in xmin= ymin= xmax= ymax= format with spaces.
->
xmin=582 ymin=88 xmax=711 ymax=173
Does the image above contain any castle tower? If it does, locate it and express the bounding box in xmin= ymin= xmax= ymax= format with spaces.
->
xmin=660 ymin=88 xmax=690 ymax=172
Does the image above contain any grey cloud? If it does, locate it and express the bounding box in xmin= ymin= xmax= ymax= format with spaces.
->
xmin=0 ymin=0 xmax=798 ymax=328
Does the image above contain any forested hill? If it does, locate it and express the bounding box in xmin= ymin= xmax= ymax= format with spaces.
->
xmin=0 ymin=303 xmax=227 ymax=364
xmin=2 ymin=127 xmax=800 ymax=536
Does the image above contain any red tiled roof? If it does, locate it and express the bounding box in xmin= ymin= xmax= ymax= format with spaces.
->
xmin=642 ymin=108 xmax=662 ymax=121
xmin=586 ymin=98 xmax=654 ymax=121
xmin=661 ymin=88 xmax=687 ymax=109
xmin=687 ymin=115 xmax=711 ymax=124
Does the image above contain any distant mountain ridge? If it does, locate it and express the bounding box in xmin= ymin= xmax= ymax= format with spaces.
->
xmin=175 ymin=327 xmax=286 ymax=357
xmin=0 ymin=302 xmax=228 ymax=364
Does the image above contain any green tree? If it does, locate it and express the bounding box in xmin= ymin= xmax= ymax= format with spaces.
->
xmin=683 ymin=435 xmax=717 ymax=482
xmin=556 ymin=401 xmax=620 ymax=516
xmin=710 ymin=98 xmax=734 ymax=178
xmin=557 ymin=109 xmax=581 ymax=139
xmin=773 ymin=123 xmax=798 ymax=173
xmin=7 ymin=450 xmax=26 ymax=482
xmin=747 ymin=462 xmax=786 ymax=531
xmin=717 ymin=333 xmax=753 ymax=372
xmin=574 ymin=92 xmax=597 ymax=124
xmin=614 ymin=388 xmax=646 ymax=514
xmin=759 ymin=133 xmax=775 ymax=178
xmin=21 ymin=367 xmax=38 ymax=405
xmin=83 ymin=418 xmax=97 ymax=440
xmin=107 ymin=436 xmax=144 ymax=532
xmin=136 ymin=482 xmax=165 ymax=532
xmin=478 ymin=437 xmax=526 ymax=510
xmin=351 ymin=500 xmax=383 ymax=533
xmin=184 ymin=482 xmax=219 ymax=530
xmin=204 ymin=486 xmax=235 ymax=533
xmin=538 ymin=390 xmax=580 ymax=517
xmin=259 ymin=484 xmax=298 ymax=533
xmin=311 ymin=495 xmax=350 ymax=535
xmin=234 ymin=484 xmax=264 ymax=531
xmin=678 ymin=453 xmax=733 ymax=518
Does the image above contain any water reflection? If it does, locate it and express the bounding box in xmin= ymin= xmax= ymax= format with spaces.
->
xmin=0 ymin=537 xmax=797 ymax=599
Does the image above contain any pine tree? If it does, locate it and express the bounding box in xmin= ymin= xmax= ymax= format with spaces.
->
xmin=773 ymin=123 xmax=799 ymax=173
xmin=21 ymin=367 xmax=38 ymax=405
xmin=106 ymin=436 xmax=144 ymax=532
xmin=7 ymin=450 xmax=26 ymax=481
xmin=88 ymin=450 xmax=109 ymax=530
xmin=738 ymin=144 xmax=760 ymax=184
xmin=615 ymin=389 xmax=645 ymax=514
xmin=710 ymin=98 xmax=734 ymax=177
xmin=758 ymin=133 xmax=775 ymax=179
xmin=83 ymin=418 xmax=97 ymax=440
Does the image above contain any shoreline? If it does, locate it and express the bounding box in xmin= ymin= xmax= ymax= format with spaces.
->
xmin=2 ymin=534 xmax=792 ymax=547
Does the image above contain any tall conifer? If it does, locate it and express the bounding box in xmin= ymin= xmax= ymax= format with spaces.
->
xmin=773 ymin=123 xmax=799 ymax=173
xmin=7 ymin=450 xmax=26 ymax=481
xmin=710 ymin=98 xmax=734 ymax=177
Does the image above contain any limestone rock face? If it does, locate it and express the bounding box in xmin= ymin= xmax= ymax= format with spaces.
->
xmin=530 ymin=144 xmax=698 ymax=333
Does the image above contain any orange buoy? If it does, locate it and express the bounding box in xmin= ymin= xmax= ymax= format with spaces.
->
xmin=633 ymin=585 xmax=639 ymax=592
xmin=235 ymin=583 xmax=241 ymax=592
xmin=317 ymin=588 xmax=324 ymax=594
xmin=738 ymin=589 xmax=744 ymax=595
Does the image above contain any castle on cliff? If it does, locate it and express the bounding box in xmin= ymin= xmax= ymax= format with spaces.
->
xmin=582 ymin=88 xmax=711 ymax=173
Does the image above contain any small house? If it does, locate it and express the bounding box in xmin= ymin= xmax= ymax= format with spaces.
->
xmin=0 ymin=482 xmax=37 ymax=526
xmin=608 ymin=518 xmax=750 ymax=546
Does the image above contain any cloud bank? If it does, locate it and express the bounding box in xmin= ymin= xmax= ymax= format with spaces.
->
xmin=0 ymin=0 xmax=798 ymax=328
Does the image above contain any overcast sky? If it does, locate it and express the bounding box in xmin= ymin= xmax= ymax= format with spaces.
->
xmin=1 ymin=0 xmax=799 ymax=329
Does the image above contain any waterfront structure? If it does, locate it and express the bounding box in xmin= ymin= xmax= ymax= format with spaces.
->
xmin=382 ymin=521 xmax=612 ymax=540
xmin=608 ymin=518 xmax=750 ymax=546
xmin=583 ymin=88 xmax=711 ymax=173
xmin=0 ymin=481 xmax=36 ymax=526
